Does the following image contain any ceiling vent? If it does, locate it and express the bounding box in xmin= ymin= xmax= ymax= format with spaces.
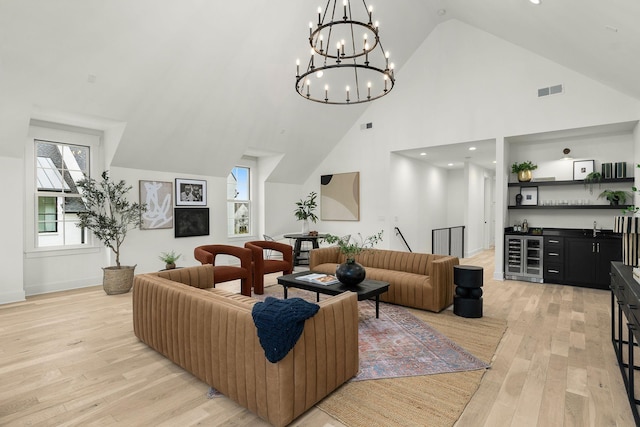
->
xmin=360 ymin=122 xmax=373 ymax=130
xmin=538 ymin=84 xmax=564 ymax=97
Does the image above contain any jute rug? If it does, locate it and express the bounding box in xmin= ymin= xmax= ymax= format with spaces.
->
xmin=318 ymin=309 xmax=506 ymax=427
xmin=259 ymin=284 xmax=507 ymax=427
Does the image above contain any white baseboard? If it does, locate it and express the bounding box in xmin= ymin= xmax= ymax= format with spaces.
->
xmin=0 ymin=289 xmax=26 ymax=305
xmin=24 ymin=276 xmax=102 ymax=297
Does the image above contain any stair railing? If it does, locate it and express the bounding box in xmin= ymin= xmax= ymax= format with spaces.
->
xmin=394 ymin=227 xmax=412 ymax=252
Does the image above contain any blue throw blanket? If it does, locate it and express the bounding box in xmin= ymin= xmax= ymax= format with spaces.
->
xmin=252 ymin=297 xmax=320 ymax=363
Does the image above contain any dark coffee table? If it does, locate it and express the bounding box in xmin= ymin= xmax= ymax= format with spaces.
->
xmin=277 ymin=271 xmax=390 ymax=318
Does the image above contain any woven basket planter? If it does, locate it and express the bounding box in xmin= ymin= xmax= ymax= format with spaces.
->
xmin=102 ymin=265 xmax=136 ymax=295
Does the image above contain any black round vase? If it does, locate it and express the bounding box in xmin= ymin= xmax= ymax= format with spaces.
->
xmin=336 ymin=260 xmax=366 ymax=286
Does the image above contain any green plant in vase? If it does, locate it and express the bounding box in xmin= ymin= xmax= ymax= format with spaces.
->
xmin=598 ymin=189 xmax=631 ymax=206
xmin=294 ymin=191 xmax=318 ymax=235
xmin=159 ymin=250 xmax=181 ymax=269
xmin=323 ymin=231 xmax=383 ymax=286
xmin=511 ymin=161 xmax=537 ymax=182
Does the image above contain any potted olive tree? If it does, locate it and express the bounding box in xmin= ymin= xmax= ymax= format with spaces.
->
xmin=76 ymin=171 xmax=146 ymax=295
xmin=294 ymin=191 xmax=318 ymax=235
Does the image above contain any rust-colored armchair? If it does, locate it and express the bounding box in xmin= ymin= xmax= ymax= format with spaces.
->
xmin=245 ymin=241 xmax=294 ymax=294
xmin=194 ymin=245 xmax=253 ymax=296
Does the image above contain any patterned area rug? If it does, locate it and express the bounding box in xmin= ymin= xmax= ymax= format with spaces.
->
xmin=354 ymin=300 xmax=488 ymax=380
xmin=255 ymin=286 xmax=488 ymax=381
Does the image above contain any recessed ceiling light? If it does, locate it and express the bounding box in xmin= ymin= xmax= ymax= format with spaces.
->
xmin=529 ymin=0 xmax=541 ymax=4
xmin=420 ymin=152 xmax=427 ymax=156
xmin=448 ymin=163 xmax=454 ymax=167
xmin=493 ymin=160 xmax=497 ymax=164
xmin=469 ymin=147 xmax=476 ymax=151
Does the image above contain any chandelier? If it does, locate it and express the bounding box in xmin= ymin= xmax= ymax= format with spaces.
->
xmin=295 ymin=0 xmax=395 ymax=105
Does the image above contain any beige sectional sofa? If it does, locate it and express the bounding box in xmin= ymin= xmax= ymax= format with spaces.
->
xmin=132 ymin=265 xmax=359 ymax=427
xmin=310 ymin=247 xmax=459 ymax=312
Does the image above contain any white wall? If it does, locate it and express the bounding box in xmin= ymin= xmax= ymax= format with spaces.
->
xmin=446 ymin=169 xmax=464 ymax=228
xmin=465 ymin=162 xmax=488 ymax=257
xmin=389 ymin=153 xmax=448 ymax=253
xmin=0 ymin=156 xmax=25 ymax=303
xmin=264 ymin=181 xmax=309 ymax=240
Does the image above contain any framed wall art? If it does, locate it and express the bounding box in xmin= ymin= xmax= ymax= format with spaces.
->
xmin=520 ymin=187 xmax=538 ymax=206
xmin=139 ymin=180 xmax=173 ymax=229
xmin=175 ymin=178 xmax=207 ymax=206
xmin=573 ymin=160 xmax=594 ymax=181
xmin=174 ymin=208 xmax=210 ymax=238
xmin=320 ymin=171 xmax=360 ymax=221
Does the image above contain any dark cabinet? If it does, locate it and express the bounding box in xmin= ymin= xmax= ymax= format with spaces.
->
xmin=566 ymin=237 xmax=622 ymax=289
xmin=543 ymin=236 xmax=564 ymax=283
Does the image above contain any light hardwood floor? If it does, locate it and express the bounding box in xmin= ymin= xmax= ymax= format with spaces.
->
xmin=0 ymin=250 xmax=635 ymax=426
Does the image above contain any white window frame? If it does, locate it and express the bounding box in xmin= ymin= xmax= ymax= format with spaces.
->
xmin=25 ymin=122 xmax=102 ymax=255
xmin=227 ymin=164 xmax=254 ymax=238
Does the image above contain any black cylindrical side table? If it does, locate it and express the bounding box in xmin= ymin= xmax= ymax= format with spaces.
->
xmin=453 ymin=265 xmax=483 ymax=318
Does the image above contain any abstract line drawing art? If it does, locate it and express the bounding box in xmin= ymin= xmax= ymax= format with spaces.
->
xmin=139 ymin=180 xmax=173 ymax=229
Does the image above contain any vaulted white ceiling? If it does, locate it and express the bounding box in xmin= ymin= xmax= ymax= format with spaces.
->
xmin=1 ymin=0 xmax=638 ymax=183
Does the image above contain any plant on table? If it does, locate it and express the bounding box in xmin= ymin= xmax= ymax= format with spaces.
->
xmin=159 ymin=250 xmax=181 ymax=269
xmin=323 ymin=231 xmax=384 ymax=286
xmin=324 ymin=231 xmax=384 ymax=261
xmin=294 ymin=191 xmax=318 ymax=234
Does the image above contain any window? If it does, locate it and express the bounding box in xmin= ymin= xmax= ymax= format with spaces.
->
xmin=34 ymin=140 xmax=90 ymax=247
xmin=227 ymin=166 xmax=251 ymax=236
xmin=38 ymin=197 xmax=57 ymax=233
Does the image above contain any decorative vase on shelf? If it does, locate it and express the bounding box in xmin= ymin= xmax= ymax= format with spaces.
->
xmin=301 ymin=219 xmax=310 ymax=235
xmin=336 ymin=260 xmax=366 ymax=286
xmin=517 ymin=170 xmax=532 ymax=182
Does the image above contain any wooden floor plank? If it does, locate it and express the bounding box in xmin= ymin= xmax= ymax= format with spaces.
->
xmin=0 ymin=249 xmax=636 ymax=426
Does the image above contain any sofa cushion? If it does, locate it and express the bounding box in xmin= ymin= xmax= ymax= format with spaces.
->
xmin=251 ymin=297 xmax=320 ymax=363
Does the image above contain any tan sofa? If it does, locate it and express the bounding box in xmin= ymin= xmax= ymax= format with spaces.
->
xmin=132 ymin=265 xmax=359 ymax=427
xmin=310 ymin=247 xmax=459 ymax=312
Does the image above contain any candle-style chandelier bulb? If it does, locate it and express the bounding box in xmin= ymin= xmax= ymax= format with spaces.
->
xmin=295 ymin=0 xmax=396 ymax=105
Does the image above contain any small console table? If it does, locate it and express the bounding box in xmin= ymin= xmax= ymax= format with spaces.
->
xmin=610 ymin=261 xmax=640 ymax=425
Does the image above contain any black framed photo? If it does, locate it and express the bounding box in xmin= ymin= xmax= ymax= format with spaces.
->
xmin=520 ymin=187 xmax=538 ymax=206
xmin=573 ymin=160 xmax=594 ymax=181
xmin=174 ymin=208 xmax=210 ymax=238
xmin=175 ymin=178 xmax=207 ymax=206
